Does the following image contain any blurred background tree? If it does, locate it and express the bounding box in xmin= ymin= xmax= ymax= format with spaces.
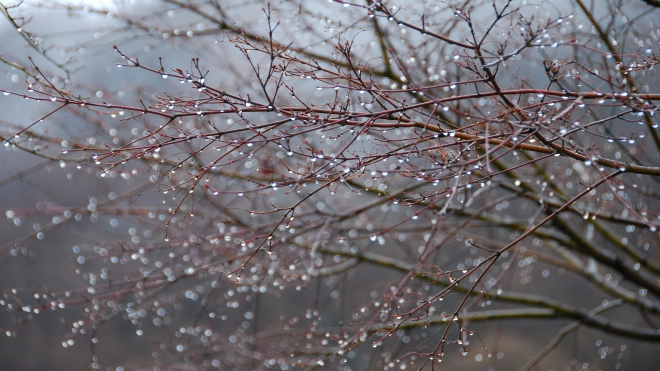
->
xmin=1 ymin=0 xmax=660 ymax=370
